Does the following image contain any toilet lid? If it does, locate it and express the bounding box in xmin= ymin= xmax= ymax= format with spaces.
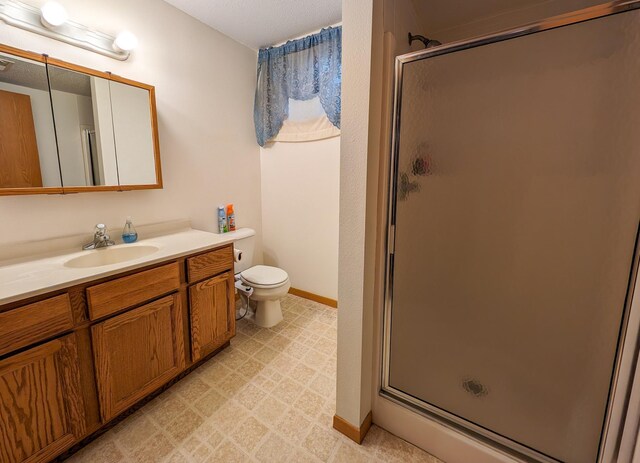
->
xmin=240 ymin=265 xmax=288 ymax=287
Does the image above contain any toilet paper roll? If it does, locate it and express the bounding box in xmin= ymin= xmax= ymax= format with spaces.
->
xmin=234 ymin=249 xmax=243 ymax=263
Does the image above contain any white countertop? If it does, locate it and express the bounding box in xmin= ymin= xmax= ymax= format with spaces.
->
xmin=0 ymin=226 xmax=252 ymax=306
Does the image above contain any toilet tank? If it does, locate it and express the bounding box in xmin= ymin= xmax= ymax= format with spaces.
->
xmin=232 ymin=228 xmax=256 ymax=274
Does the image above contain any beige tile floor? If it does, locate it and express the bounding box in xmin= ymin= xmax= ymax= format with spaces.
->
xmin=66 ymin=294 xmax=442 ymax=463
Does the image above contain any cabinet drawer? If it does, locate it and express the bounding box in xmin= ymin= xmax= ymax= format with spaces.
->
xmin=0 ymin=294 xmax=73 ymax=357
xmin=87 ymin=263 xmax=180 ymax=320
xmin=187 ymin=245 xmax=233 ymax=283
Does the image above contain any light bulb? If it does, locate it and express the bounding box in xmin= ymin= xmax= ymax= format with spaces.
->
xmin=113 ymin=31 xmax=138 ymax=52
xmin=40 ymin=1 xmax=68 ymax=28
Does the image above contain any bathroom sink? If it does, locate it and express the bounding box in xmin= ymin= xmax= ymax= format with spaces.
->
xmin=64 ymin=245 xmax=159 ymax=269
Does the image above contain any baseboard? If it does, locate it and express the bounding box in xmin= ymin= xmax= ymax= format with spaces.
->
xmin=289 ymin=287 xmax=337 ymax=308
xmin=333 ymin=411 xmax=372 ymax=444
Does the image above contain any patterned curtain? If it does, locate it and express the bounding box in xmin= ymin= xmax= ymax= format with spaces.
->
xmin=254 ymin=26 xmax=342 ymax=147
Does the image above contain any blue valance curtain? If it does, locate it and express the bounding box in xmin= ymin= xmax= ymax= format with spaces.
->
xmin=254 ymin=26 xmax=342 ymax=146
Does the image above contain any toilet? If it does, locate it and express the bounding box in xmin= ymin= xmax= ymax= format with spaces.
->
xmin=233 ymin=229 xmax=290 ymax=328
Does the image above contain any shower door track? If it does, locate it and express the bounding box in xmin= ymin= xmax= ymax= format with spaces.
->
xmin=381 ymin=2 xmax=640 ymax=462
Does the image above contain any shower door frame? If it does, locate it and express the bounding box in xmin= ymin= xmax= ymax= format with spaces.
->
xmin=381 ymin=2 xmax=640 ymax=462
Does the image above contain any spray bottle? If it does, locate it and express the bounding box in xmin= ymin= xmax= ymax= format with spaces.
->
xmin=218 ymin=206 xmax=228 ymax=233
xmin=227 ymin=204 xmax=236 ymax=232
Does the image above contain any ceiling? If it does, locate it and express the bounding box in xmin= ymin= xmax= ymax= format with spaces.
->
xmin=0 ymin=52 xmax=94 ymax=96
xmin=163 ymin=0 xmax=342 ymax=50
xmin=0 ymin=53 xmax=49 ymax=91
xmin=162 ymin=0 xmax=604 ymax=50
xmin=48 ymin=66 xmax=92 ymax=97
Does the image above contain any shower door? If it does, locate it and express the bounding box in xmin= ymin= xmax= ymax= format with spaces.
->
xmin=383 ymin=4 xmax=640 ymax=463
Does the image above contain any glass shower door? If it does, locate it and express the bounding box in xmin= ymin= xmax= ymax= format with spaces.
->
xmin=384 ymin=6 xmax=640 ymax=463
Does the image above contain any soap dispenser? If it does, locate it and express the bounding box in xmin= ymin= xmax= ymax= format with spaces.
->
xmin=122 ymin=217 xmax=138 ymax=243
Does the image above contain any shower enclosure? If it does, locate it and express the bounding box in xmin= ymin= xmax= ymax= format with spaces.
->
xmin=382 ymin=2 xmax=640 ymax=462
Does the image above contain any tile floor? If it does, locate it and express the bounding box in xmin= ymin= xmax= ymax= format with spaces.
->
xmin=66 ymin=294 xmax=442 ymax=463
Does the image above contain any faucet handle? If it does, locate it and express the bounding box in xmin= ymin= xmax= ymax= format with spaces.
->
xmin=83 ymin=224 xmax=112 ymax=250
xmin=95 ymin=224 xmax=107 ymax=236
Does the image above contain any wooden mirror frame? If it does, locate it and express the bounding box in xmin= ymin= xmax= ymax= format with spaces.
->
xmin=0 ymin=43 xmax=162 ymax=196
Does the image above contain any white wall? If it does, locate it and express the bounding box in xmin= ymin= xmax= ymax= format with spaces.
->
xmin=0 ymin=0 xmax=262 ymax=259
xmin=335 ymin=0 xmax=381 ymax=429
xmin=260 ymin=136 xmax=340 ymax=300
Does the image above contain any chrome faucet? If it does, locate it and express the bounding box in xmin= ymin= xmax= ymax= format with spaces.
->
xmin=83 ymin=224 xmax=116 ymax=250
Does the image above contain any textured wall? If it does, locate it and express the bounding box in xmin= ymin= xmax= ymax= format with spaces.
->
xmin=336 ymin=0 xmax=380 ymax=427
xmin=260 ymin=137 xmax=340 ymax=300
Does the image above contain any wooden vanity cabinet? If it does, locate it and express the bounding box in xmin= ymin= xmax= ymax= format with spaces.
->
xmin=0 ymin=243 xmax=235 ymax=462
xmin=86 ymin=263 xmax=181 ymax=321
xmin=189 ymin=272 xmax=235 ymax=362
xmin=187 ymin=246 xmax=234 ymax=282
xmin=0 ymin=333 xmax=86 ymax=463
xmin=0 ymin=294 xmax=73 ymax=357
xmin=92 ymin=294 xmax=185 ymax=421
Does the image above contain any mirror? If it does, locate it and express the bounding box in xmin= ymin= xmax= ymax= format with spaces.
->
xmin=0 ymin=45 xmax=162 ymax=195
xmin=109 ymin=80 xmax=158 ymax=186
xmin=0 ymin=52 xmax=61 ymax=189
xmin=47 ymin=65 xmax=118 ymax=187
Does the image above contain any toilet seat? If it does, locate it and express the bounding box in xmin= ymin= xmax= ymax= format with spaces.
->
xmin=240 ymin=265 xmax=289 ymax=289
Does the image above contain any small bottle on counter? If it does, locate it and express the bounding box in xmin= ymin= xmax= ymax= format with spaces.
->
xmin=122 ymin=217 xmax=138 ymax=243
xmin=218 ymin=206 xmax=228 ymax=233
xmin=227 ymin=204 xmax=236 ymax=231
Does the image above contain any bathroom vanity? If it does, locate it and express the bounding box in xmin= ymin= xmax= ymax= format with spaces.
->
xmin=0 ymin=226 xmax=242 ymax=463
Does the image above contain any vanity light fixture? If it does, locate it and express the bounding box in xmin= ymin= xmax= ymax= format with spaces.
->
xmin=40 ymin=1 xmax=67 ymax=28
xmin=0 ymin=0 xmax=133 ymax=60
xmin=113 ymin=30 xmax=138 ymax=52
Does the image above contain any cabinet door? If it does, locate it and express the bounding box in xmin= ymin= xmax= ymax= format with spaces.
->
xmin=92 ymin=294 xmax=185 ymax=422
xmin=0 ymin=334 xmax=86 ymax=463
xmin=189 ymin=271 xmax=235 ymax=362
